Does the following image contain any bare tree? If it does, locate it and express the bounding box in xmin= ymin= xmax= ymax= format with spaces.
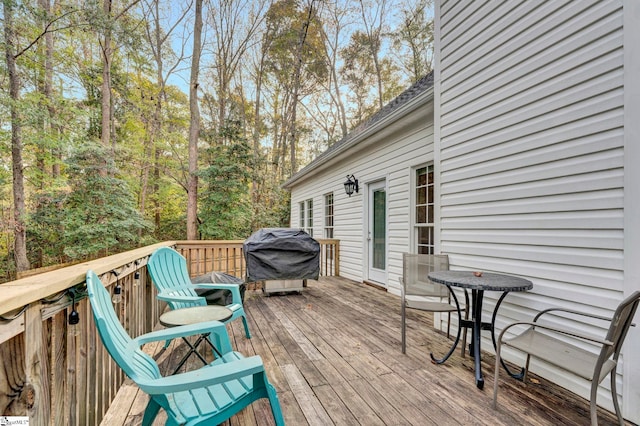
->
xmin=142 ymin=0 xmax=192 ymax=228
xmin=101 ymin=0 xmax=114 ymax=162
xmin=260 ymin=0 xmax=328 ymax=178
xmin=318 ymin=1 xmax=350 ymax=139
xmin=357 ymin=0 xmax=389 ymax=109
xmin=248 ymin=16 xmax=274 ymax=226
xmin=207 ymin=0 xmax=268 ymax=138
xmin=99 ymin=0 xmax=142 ymax=169
xmin=288 ymin=0 xmax=317 ymax=174
xmin=41 ymin=0 xmax=61 ymax=178
xmin=391 ymin=0 xmax=434 ymax=81
xmin=187 ymin=0 xmax=203 ymax=240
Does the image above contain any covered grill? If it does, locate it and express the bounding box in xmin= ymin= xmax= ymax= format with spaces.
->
xmin=244 ymin=228 xmax=320 ymax=294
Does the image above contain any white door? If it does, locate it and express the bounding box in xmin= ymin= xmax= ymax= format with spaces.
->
xmin=367 ymin=180 xmax=387 ymax=284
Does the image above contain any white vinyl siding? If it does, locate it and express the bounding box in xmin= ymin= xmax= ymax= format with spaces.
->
xmin=437 ymin=0 xmax=626 ymax=417
xmin=623 ymin=2 xmax=640 ymax=419
xmin=289 ymin=100 xmax=434 ymax=291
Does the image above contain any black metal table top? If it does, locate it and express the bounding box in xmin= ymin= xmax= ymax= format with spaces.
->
xmin=428 ymin=270 xmax=533 ymax=292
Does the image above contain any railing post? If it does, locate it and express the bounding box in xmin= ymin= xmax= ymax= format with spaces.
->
xmin=24 ymin=302 xmax=50 ymax=425
xmin=334 ymin=242 xmax=340 ymax=276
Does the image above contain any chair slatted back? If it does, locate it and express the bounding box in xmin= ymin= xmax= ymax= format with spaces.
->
xmin=403 ymin=253 xmax=450 ymax=297
xmin=147 ymin=247 xmax=206 ymax=309
xmin=86 ymin=270 xmax=161 ymax=383
xmin=601 ymin=291 xmax=640 ymax=361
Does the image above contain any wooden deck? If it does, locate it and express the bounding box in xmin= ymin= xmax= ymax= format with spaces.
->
xmin=103 ymin=276 xmax=626 ymax=426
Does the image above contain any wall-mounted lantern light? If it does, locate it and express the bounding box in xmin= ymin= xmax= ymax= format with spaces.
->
xmin=344 ymin=175 xmax=359 ymax=197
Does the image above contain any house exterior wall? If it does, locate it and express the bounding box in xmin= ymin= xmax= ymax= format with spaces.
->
xmin=289 ymin=101 xmax=434 ymax=294
xmin=436 ymin=0 xmax=637 ymax=421
xmin=623 ymin=0 xmax=640 ymax=418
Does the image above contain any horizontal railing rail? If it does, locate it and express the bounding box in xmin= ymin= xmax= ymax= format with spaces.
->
xmin=176 ymin=240 xmax=246 ymax=278
xmin=0 ymin=238 xmax=339 ymax=425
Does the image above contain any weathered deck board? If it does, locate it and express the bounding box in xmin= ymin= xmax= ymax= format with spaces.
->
xmin=103 ymin=276 xmax=627 ymax=426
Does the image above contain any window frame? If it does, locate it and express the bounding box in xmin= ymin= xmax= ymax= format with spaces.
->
xmin=299 ymin=198 xmax=313 ymax=237
xmin=324 ymin=193 xmax=334 ymax=238
xmin=414 ymin=164 xmax=435 ymax=254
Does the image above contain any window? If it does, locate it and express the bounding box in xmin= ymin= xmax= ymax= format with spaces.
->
xmin=324 ymin=193 xmax=334 ymax=238
xmin=415 ymin=165 xmax=434 ymax=254
xmin=299 ymin=198 xmax=313 ymax=236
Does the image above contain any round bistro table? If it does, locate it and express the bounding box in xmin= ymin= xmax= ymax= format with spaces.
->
xmin=428 ymin=270 xmax=533 ymax=389
xmin=159 ymin=305 xmax=232 ymax=374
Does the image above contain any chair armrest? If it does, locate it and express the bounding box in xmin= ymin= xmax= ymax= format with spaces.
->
xmin=533 ymin=307 xmax=611 ymax=323
xmin=498 ymin=321 xmax=614 ymax=347
xmin=132 ymin=320 xmax=229 ymax=347
xmin=157 ymin=287 xmax=204 ymax=304
xmin=192 ymin=283 xmax=243 ymax=305
xmin=137 ymin=355 xmax=265 ymax=394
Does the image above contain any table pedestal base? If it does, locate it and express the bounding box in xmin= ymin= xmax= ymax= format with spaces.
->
xmin=450 ymin=289 xmax=523 ymax=389
xmin=428 ymin=271 xmax=533 ymax=390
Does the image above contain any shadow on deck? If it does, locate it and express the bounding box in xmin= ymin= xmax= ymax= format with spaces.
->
xmin=103 ymin=276 xmax=625 ymax=425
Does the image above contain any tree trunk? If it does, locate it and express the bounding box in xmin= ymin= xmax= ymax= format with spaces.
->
xmin=331 ymin=57 xmax=348 ymax=138
xmin=145 ymin=0 xmax=190 ymax=233
xmin=218 ymin=67 xmax=227 ymax=138
xmin=359 ymin=0 xmax=386 ymax=109
xmin=101 ymin=0 xmax=113 ymax=168
xmin=324 ymin=10 xmax=348 ymax=138
xmin=251 ymin=45 xmax=266 ymax=225
xmin=139 ymin=117 xmax=151 ymax=218
xmin=33 ymin=0 xmax=54 ymax=267
xmin=44 ymin=0 xmax=61 ymax=178
xmin=288 ymin=0 xmax=315 ymax=176
xmin=35 ymin=2 xmax=46 ymax=193
xmin=152 ymin=0 xmax=164 ymax=232
xmin=373 ymin=43 xmax=384 ymax=108
xmin=147 ymin=1 xmax=164 ymax=228
xmin=3 ymin=0 xmax=30 ymax=272
xmin=187 ymin=0 xmax=203 ymax=240
xmin=154 ymin=146 xmax=161 ymax=230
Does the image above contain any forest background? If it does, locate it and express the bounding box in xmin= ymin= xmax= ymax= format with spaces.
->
xmin=0 ymin=0 xmax=434 ymax=282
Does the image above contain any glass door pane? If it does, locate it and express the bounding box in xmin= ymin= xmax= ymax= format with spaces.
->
xmin=372 ymin=189 xmax=386 ymax=269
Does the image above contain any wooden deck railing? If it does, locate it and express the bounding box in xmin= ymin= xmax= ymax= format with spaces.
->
xmin=176 ymin=238 xmax=339 ymax=278
xmin=0 ymin=238 xmax=339 ymax=425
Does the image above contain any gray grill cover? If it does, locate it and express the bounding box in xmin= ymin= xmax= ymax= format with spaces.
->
xmin=244 ymin=228 xmax=320 ymax=281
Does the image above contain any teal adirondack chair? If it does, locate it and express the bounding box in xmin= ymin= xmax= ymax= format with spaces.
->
xmin=86 ymin=270 xmax=285 ymax=426
xmin=148 ymin=247 xmax=251 ymax=338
